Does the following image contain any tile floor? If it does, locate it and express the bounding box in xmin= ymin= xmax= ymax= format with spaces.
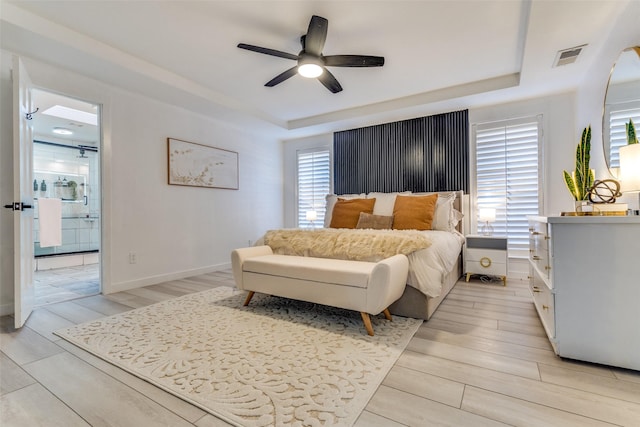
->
xmin=2 ymin=271 xmax=640 ymax=426
xmin=34 ymin=263 xmax=100 ymax=307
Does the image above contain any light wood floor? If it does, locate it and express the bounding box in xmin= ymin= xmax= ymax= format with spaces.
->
xmin=1 ymin=271 xmax=639 ymax=426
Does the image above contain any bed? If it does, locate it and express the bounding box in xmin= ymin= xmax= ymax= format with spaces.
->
xmin=260 ymin=190 xmax=468 ymax=320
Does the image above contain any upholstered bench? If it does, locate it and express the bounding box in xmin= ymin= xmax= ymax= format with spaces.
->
xmin=231 ymin=245 xmax=409 ymax=336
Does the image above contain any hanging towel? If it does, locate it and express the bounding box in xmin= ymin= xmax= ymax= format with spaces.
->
xmin=39 ymin=198 xmax=62 ymax=247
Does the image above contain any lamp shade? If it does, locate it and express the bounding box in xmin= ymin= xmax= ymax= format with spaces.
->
xmin=620 ymin=144 xmax=640 ymax=193
xmin=478 ymin=208 xmax=496 ymax=222
xmin=305 ymin=210 xmax=318 ymax=221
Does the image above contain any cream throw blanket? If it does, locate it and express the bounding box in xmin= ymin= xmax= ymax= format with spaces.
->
xmin=263 ymin=228 xmax=432 ymax=262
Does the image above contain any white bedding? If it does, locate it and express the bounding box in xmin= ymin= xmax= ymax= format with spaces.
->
xmin=406 ymin=230 xmax=464 ymax=297
xmin=257 ymin=229 xmax=464 ymax=299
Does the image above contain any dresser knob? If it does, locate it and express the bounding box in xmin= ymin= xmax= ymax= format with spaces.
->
xmin=532 ymin=255 xmax=541 ymax=260
xmin=532 ymin=286 xmax=540 ymax=293
xmin=542 ymin=305 xmax=549 ymax=310
xmin=480 ymin=257 xmax=492 ymax=268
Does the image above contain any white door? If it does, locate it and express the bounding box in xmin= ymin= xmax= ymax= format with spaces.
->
xmin=11 ymin=56 xmax=35 ymax=328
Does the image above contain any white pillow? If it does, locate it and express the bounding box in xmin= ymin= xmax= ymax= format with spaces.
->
xmin=367 ymin=191 xmax=412 ymax=216
xmin=434 ymin=192 xmax=455 ymax=231
xmin=451 ymin=208 xmax=464 ymax=230
xmin=414 ymin=191 xmax=459 ymax=231
xmin=324 ymin=193 xmax=366 ymax=227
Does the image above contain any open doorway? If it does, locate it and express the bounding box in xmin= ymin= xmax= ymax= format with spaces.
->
xmin=31 ymin=89 xmax=101 ymax=306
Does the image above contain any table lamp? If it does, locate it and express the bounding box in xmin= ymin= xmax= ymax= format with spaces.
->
xmin=479 ymin=208 xmax=496 ymax=236
xmin=619 ymin=143 xmax=640 ymax=213
xmin=305 ymin=210 xmax=318 ymax=228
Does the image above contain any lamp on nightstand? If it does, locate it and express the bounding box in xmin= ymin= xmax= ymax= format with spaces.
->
xmin=479 ymin=208 xmax=496 ymax=236
xmin=619 ymin=144 xmax=640 ymax=213
xmin=305 ymin=210 xmax=318 ymax=228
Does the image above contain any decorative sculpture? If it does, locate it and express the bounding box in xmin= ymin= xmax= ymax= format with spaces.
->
xmin=588 ymin=179 xmax=622 ymax=204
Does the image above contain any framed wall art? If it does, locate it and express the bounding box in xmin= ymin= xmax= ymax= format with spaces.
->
xmin=167 ymin=138 xmax=239 ymax=190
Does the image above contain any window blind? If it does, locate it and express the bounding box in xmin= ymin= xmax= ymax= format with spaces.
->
xmin=608 ymin=106 xmax=640 ymax=168
xmin=474 ymin=116 xmax=542 ymax=257
xmin=297 ymin=148 xmax=330 ymax=228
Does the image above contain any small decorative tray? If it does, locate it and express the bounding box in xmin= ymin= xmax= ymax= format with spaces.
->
xmin=561 ymin=211 xmax=627 ymax=216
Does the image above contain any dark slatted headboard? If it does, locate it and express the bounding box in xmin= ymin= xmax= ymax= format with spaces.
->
xmin=333 ymin=110 xmax=469 ymax=194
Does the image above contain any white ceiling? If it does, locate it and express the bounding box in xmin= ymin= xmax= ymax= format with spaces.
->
xmin=32 ymin=89 xmax=99 ymax=145
xmin=0 ymin=0 xmax=631 ymax=140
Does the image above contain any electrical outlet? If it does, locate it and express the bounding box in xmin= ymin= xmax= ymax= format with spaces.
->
xmin=129 ymin=252 xmax=137 ymax=264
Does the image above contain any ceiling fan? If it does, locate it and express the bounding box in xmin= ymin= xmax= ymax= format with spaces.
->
xmin=237 ymin=15 xmax=384 ymax=93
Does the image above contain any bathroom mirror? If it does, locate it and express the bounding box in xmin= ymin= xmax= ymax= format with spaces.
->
xmin=602 ymin=46 xmax=640 ymax=176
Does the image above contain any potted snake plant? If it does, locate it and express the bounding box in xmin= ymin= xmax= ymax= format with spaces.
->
xmin=627 ymin=119 xmax=638 ymax=145
xmin=563 ymin=126 xmax=594 ymax=211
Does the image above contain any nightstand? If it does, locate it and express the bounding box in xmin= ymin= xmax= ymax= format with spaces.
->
xmin=464 ymin=235 xmax=508 ymax=285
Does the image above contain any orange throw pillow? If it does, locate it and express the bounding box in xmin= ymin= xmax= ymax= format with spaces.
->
xmin=392 ymin=194 xmax=438 ymax=230
xmin=329 ymin=198 xmax=376 ymax=229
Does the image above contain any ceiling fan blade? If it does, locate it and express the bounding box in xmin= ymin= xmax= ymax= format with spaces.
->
xmin=304 ymin=15 xmax=328 ymax=56
xmin=265 ymin=66 xmax=298 ymax=87
xmin=237 ymin=43 xmax=298 ymax=61
xmin=317 ymin=68 xmax=343 ymax=93
xmin=324 ymin=55 xmax=385 ymax=67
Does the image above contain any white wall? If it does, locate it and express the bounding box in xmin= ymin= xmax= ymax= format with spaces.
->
xmin=0 ymin=51 xmax=283 ymax=313
xmin=575 ymin=0 xmax=640 ymax=209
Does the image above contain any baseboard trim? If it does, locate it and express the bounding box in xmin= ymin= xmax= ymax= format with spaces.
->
xmin=105 ymin=263 xmax=232 ymax=294
xmin=0 ymin=302 xmax=14 ymax=317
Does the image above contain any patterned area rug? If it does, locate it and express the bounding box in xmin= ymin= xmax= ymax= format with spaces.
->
xmin=55 ymin=286 xmax=422 ymax=427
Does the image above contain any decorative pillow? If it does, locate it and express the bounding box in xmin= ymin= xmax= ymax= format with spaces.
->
xmin=329 ymin=198 xmax=376 ymax=229
xmin=433 ymin=192 xmax=456 ymax=231
xmin=355 ymin=212 xmax=394 ymax=230
xmin=452 ymin=208 xmax=464 ymax=229
xmin=392 ymin=194 xmax=438 ymax=230
xmin=324 ymin=193 xmax=366 ymax=227
xmin=413 ymin=191 xmax=458 ymax=232
xmin=367 ymin=191 xmax=412 ymax=216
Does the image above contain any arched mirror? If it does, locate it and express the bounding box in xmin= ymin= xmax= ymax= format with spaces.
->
xmin=602 ymin=46 xmax=640 ymax=176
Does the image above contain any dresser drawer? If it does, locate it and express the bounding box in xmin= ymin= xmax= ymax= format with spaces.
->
xmin=529 ymin=265 xmax=555 ymax=339
xmin=466 ymin=248 xmax=507 ymax=264
xmin=466 ymin=259 xmax=507 ymax=277
xmin=529 ymin=221 xmax=551 ymax=280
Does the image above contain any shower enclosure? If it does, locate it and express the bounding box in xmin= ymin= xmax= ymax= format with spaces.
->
xmin=33 ymin=141 xmax=100 ymax=264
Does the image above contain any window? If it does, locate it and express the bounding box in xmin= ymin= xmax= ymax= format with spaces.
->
xmin=605 ymin=103 xmax=640 ymax=168
xmin=297 ymin=148 xmax=330 ymax=228
xmin=474 ymin=116 xmax=542 ymax=257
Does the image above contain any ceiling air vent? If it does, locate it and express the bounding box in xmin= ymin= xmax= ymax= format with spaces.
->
xmin=553 ymin=44 xmax=587 ymax=67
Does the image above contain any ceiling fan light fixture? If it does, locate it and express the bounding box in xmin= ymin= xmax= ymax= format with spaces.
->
xmin=237 ymin=15 xmax=384 ymax=92
xmin=298 ymin=62 xmax=323 ymax=78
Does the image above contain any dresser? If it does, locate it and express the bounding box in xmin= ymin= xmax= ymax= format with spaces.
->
xmin=528 ymin=215 xmax=640 ymax=371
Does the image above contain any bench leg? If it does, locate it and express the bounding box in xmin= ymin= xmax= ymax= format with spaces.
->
xmin=243 ymin=291 xmax=255 ymax=306
xmin=361 ymin=312 xmax=374 ymax=336
xmin=383 ymin=308 xmax=392 ymax=321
